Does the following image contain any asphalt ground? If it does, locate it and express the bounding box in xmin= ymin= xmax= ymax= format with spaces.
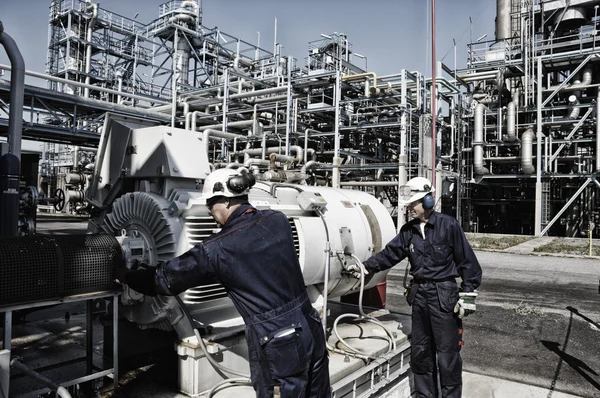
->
xmin=386 ymin=251 xmax=600 ymax=398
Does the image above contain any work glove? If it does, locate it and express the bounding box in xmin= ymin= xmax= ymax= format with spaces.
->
xmin=344 ymin=262 xmax=369 ymax=279
xmin=454 ymin=292 xmax=478 ymax=319
xmin=116 ymin=259 xmax=147 ymax=284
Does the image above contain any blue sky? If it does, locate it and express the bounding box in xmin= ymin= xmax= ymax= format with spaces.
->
xmin=0 ymin=0 xmax=496 ymax=80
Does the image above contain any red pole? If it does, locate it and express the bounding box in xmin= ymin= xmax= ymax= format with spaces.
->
xmin=431 ymin=0 xmax=437 ymax=188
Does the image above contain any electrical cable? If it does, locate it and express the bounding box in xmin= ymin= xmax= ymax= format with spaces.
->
xmin=330 ymin=254 xmax=397 ymax=358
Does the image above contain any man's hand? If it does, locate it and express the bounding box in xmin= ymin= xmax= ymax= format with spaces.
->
xmin=454 ymin=292 xmax=478 ymax=319
xmin=343 ymin=262 xmax=369 ymax=279
xmin=116 ymin=267 xmax=131 ymax=284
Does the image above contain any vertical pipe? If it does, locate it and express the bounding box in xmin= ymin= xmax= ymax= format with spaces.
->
xmin=0 ymin=22 xmax=25 ymax=161
xmin=285 ymin=56 xmax=292 ymax=156
xmin=535 ymin=57 xmax=543 ymax=235
xmin=171 ymin=29 xmax=178 ymax=128
xmin=113 ymin=296 xmax=119 ymax=392
xmin=474 ymin=104 xmax=489 ymax=175
xmin=431 ymin=0 xmax=437 ymax=188
xmin=597 ymin=89 xmax=600 ymax=171
xmin=273 ymin=17 xmax=277 ymax=57
xmin=83 ymin=3 xmax=98 ymax=98
xmin=332 ymin=71 xmax=341 ymax=188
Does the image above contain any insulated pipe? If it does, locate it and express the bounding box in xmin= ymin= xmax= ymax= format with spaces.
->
xmin=243 ymin=158 xmax=270 ymax=168
xmin=521 ymin=129 xmax=535 ymax=174
xmin=505 ymin=102 xmax=517 ymax=142
xmin=474 ymin=103 xmax=490 ymax=175
xmin=0 ymin=23 xmax=25 ymax=161
xmin=304 ymin=128 xmax=321 ymax=163
xmin=197 ymin=120 xmax=254 ymax=132
xmin=83 ymin=3 xmax=98 ymax=98
xmin=240 ymin=146 xmax=303 ymax=164
xmin=342 ymin=72 xmax=377 ymax=97
xmin=155 ymin=86 xmax=288 ymax=112
xmin=567 ymin=95 xmax=581 ymax=119
xmin=202 ymin=129 xmax=241 ymax=154
xmin=189 ymin=110 xmax=211 ymax=131
xmin=547 ymin=67 xmax=593 ymax=92
xmin=597 ymin=89 xmax=600 ymax=171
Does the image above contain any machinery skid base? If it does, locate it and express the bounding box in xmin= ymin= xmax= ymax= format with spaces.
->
xmin=179 ymin=306 xmax=412 ymax=397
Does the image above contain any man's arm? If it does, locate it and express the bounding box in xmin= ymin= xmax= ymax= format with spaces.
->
xmin=362 ymin=232 xmax=408 ymax=273
xmin=123 ymin=243 xmax=217 ymax=296
xmin=450 ymin=221 xmax=482 ymax=292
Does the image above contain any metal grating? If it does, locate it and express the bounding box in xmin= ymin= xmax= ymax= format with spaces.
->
xmin=0 ymin=234 xmax=121 ymax=306
xmin=184 ymin=215 xmax=226 ymax=303
xmin=182 ymin=215 xmax=301 ymax=304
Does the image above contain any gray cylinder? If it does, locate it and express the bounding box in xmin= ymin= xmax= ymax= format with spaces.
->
xmin=65 ymin=173 xmax=86 ymax=184
xmin=496 ymin=0 xmax=511 ymax=40
xmin=0 ymin=153 xmax=20 ymax=237
xmin=66 ymin=189 xmax=85 ymax=203
xmin=521 ymin=129 xmax=535 ymax=174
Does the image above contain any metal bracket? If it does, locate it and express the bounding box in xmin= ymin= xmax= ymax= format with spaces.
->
xmin=0 ymin=349 xmax=9 ymax=398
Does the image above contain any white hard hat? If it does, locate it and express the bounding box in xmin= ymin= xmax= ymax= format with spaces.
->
xmin=398 ymin=177 xmax=435 ymax=205
xmin=200 ymin=168 xmax=255 ymax=201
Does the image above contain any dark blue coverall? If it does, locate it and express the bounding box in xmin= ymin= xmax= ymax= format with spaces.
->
xmin=125 ymin=204 xmax=331 ymax=397
xmin=362 ymin=211 xmax=482 ymax=398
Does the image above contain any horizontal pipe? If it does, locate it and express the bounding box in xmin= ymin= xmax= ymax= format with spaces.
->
xmin=339 ymin=181 xmax=400 ymax=187
xmin=0 ymin=80 xmax=171 ymax=122
xmin=0 ymin=64 xmax=169 ymax=105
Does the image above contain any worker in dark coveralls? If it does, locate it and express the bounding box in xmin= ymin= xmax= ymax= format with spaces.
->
xmin=360 ymin=177 xmax=482 ymax=398
xmin=119 ymin=168 xmax=331 ymax=397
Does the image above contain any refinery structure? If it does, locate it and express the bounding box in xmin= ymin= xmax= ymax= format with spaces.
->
xmin=0 ymin=0 xmax=598 ymax=237
xmin=0 ymin=0 xmax=599 ymax=397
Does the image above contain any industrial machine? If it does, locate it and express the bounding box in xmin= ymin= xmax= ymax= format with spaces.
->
xmin=82 ymin=113 xmax=411 ymax=396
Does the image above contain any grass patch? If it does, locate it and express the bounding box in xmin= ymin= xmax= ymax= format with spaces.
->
xmin=533 ymin=242 xmax=600 ymax=256
xmin=504 ymin=301 xmax=546 ymax=317
xmin=468 ymin=236 xmax=532 ymax=250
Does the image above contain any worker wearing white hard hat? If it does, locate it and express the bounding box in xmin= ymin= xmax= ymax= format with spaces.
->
xmin=359 ymin=176 xmax=482 ymax=398
xmin=119 ymin=167 xmax=331 ymax=396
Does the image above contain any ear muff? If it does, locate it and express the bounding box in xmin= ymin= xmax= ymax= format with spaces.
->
xmin=226 ymin=170 xmax=256 ymax=194
xmin=422 ymin=193 xmax=435 ymax=210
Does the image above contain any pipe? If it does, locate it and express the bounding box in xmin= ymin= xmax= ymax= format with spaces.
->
xmin=521 ymin=128 xmax=535 ymax=174
xmin=197 ymin=120 xmax=254 ymax=132
xmin=474 ymin=103 xmax=490 ymax=175
xmin=0 ymin=23 xmax=25 ymax=161
xmin=342 ymin=72 xmax=377 ymax=97
xmin=547 ymin=67 xmax=593 ymax=92
xmin=505 ymin=101 xmax=517 ymax=142
xmin=83 ymin=3 xmax=98 ymax=98
xmin=240 ymin=146 xmax=303 ymax=164
xmin=202 ymin=129 xmax=241 ymax=154
xmin=0 ymin=64 xmax=169 ymax=105
xmin=10 ymin=359 xmax=72 ymax=398
xmin=269 ymin=152 xmax=295 ymax=164
xmin=243 ymin=158 xmax=270 ymax=168
xmin=597 ymin=89 xmax=600 ymax=171
xmin=567 ymin=95 xmax=581 ymax=119
xmin=0 ymin=80 xmax=170 ymax=122
xmin=339 ymin=181 xmax=400 ymax=187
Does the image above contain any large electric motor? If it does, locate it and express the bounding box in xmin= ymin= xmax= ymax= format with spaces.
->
xmin=86 ymin=114 xmax=396 ymax=340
